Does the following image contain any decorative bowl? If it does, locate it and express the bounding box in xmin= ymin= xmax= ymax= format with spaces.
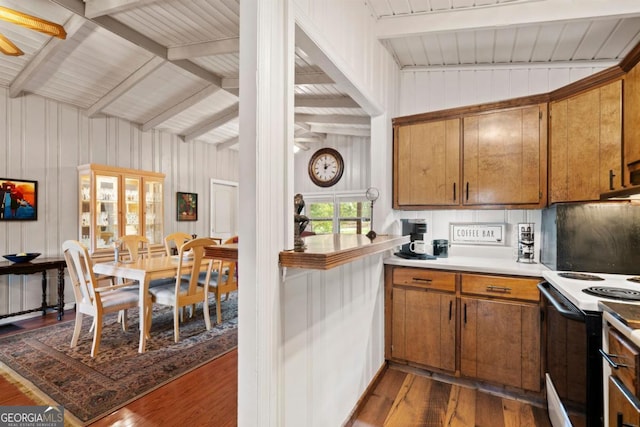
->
xmin=3 ymin=253 xmax=41 ymax=263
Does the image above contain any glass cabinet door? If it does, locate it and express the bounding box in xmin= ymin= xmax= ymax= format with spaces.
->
xmin=124 ymin=176 xmax=141 ymax=237
xmin=144 ymin=179 xmax=163 ymax=244
xmin=95 ymin=174 xmax=119 ymax=249
xmin=79 ymin=173 xmax=91 ymax=248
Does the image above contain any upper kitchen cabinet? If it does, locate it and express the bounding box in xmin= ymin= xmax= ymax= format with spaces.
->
xmin=393 ymin=100 xmax=547 ymax=209
xmin=463 ymin=104 xmax=547 ymax=207
xmin=78 ymin=164 xmax=165 ymax=257
xmin=549 ymin=80 xmax=622 ymax=203
xmin=624 ymin=61 xmax=640 ymax=186
xmin=393 ymin=119 xmax=460 ymax=208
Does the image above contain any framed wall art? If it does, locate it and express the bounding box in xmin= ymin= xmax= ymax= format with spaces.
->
xmin=176 ymin=192 xmax=197 ymax=221
xmin=0 ymin=178 xmax=37 ymax=221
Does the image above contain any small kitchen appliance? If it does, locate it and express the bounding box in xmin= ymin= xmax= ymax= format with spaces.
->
xmin=516 ymin=223 xmax=535 ymax=263
xmin=395 ymin=219 xmax=435 ymax=260
xmin=432 ymin=239 xmax=449 ymax=257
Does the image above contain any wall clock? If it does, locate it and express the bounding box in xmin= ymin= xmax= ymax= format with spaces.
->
xmin=308 ymin=148 xmax=344 ymax=187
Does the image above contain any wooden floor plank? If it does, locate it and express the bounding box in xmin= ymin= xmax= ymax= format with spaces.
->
xmin=443 ymin=384 xmax=476 ymax=426
xmin=475 ymin=391 xmax=506 ymax=427
xmin=352 ymin=368 xmax=407 ymax=427
xmin=502 ymin=398 xmax=536 ymax=427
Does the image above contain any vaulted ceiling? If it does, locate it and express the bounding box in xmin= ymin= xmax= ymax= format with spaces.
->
xmin=1 ymin=0 xmax=639 ymax=150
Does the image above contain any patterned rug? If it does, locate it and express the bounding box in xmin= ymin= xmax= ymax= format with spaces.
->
xmin=0 ymin=293 xmax=238 ymax=426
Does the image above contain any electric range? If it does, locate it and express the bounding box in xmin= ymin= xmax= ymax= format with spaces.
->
xmin=542 ymin=270 xmax=640 ymax=312
xmin=539 ymin=270 xmax=640 ymax=427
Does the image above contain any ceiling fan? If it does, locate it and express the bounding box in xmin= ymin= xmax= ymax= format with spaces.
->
xmin=0 ymin=6 xmax=66 ymax=56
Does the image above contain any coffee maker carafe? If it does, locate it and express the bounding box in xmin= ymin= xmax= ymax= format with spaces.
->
xmin=395 ymin=219 xmax=435 ymax=260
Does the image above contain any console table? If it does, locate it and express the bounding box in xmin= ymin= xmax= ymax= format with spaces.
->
xmin=0 ymin=257 xmax=66 ymax=321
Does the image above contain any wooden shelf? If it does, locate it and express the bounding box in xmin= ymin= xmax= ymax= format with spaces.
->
xmin=279 ymin=234 xmax=409 ymax=270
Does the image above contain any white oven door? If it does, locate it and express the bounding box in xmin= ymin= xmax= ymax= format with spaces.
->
xmin=547 ymin=374 xmax=573 ymax=427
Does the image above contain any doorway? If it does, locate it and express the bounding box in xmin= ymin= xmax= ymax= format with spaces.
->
xmin=210 ymin=179 xmax=238 ymax=241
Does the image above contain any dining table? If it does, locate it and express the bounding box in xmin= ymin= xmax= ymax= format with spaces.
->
xmin=93 ymin=255 xmax=195 ymax=353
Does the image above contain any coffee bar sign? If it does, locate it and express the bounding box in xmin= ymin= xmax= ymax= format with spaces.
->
xmin=450 ymin=223 xmax=506 ymax=246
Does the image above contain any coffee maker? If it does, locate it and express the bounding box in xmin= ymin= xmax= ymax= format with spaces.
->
xmin=395 ymin=219 xmax=435 ymax=260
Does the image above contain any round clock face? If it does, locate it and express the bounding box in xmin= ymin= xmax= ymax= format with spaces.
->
xmin=308 ymin=148 xmax=344 ymax=187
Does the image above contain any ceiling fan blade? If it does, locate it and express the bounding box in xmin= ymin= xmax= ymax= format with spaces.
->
xmin=0 ymin=6 xmax=66 ymax=39
xmin=0 ymin=32 xmax=23 ymax=56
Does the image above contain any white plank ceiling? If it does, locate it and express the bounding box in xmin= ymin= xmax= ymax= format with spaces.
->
xmin=1 ymin=0 xmax=640 ymax=149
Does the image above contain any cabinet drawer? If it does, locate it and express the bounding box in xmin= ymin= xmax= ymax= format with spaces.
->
xmin=461 ymin=273 xmax=539 ymax=302
xmin=607 ymin=328 xmax=640 ymax=397
xmin=392 ymin=268 xmax=456 ymax=292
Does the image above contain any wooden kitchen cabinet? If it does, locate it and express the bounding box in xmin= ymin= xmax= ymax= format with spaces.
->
xmin=78 ymin=164 xmax=165 ymax=257
xmin=459 ymin=273 xmax=541 ymax=392
xmin=394 ymin=119 xmax=460 ymax=208
xmin=549 ymin=80 xmax=622 ymax=203
xmin=387 ymin=267 xmax=456 ymax=372
xmin=609 ymin=377 xmax=640 ymax=427
xmin=624 ymin=61 xmax=640 ymax=186
xmin=393 ymin=100 xmax=547 ymax=209
xmin=385 ymin=266 xmax=542 ymax=393
xmin=463 ymin=104 xmax=546 ymax=207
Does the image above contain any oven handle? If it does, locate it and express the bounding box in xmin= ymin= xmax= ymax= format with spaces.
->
xmin=537 ymin=282 xmax=585 ymax=321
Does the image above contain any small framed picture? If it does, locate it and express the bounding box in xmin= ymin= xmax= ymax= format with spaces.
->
xmin=1 ymin=178 xmax=38 ymax=221
xmin=176 ymin=192 xmax=197 ymax=221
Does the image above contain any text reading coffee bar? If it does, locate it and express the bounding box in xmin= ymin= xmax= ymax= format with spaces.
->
xmin=449 ymin=223 xmax=506 ymax=246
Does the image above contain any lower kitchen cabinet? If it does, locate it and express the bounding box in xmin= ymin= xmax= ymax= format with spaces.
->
xmin=391 ymin=287 xmax=456 ymax=372
xmin=385 ymin=266 xmax=542 ymax=393
xmin=609 ymin=376 xmax=640 ymax=427
xmin=460 ymin=296 xmax=541 ymax=391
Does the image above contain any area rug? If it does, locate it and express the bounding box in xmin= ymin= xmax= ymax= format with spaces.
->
xmin=0 ymin=293 xmax=238 ymax=426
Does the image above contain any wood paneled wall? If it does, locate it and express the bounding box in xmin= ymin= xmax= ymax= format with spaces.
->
xmin=0 ymin=88 xmax=238 ymax=320
xmin=294 ymin=134 xmax=370 ymax=194
xmin=398 ymin=65 xmax=610 ymax=117
xmin=282 ymin=254 xmax=385 ymax=426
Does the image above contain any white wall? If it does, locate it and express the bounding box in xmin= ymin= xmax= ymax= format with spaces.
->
xmin=294 ymin=134 xmax=370 ymax=194
xmin=398 ymin=65 xmax=610 ymax=117
xmin=262 ymin=1 xmax=400 ymax=426
xmin=0 ymin=87 xmax=238 ymax=320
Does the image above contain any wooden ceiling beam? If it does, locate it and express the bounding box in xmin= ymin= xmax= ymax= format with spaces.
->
xmin=87 ymin=56 xmax=164 ymax=117
xmin=308 ymin=125 xmax=371 ymax=137
xmin=216 ymin=137 xmax=239 ymax=151
xmin=168 ymin=38 xmax=239 ymax=60
xmin=9 ymin=14 xmax=86 ymax=98
xmin=295 ymin=114 xmax=370 ymax=125
xmin=375 ymin=0 xmax=640 ymax=39
xmin=84 ymin=0 xmax=161 ymax=19
xmin=222 ymin=71 xmax=333 ymax=90
xmin=181 ymin=103 xmax=239 ymax=143
xmin=295 ymin=96 xmax=360 ymax=109
xmin=142 ymin=84 xmax=220 ymax=131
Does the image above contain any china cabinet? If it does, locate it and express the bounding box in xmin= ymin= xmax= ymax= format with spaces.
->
xmin=78 ymin=164 xmax=165 ymax=256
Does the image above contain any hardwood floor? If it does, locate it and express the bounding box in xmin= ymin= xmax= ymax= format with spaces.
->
xmin=350 ymin=366 xmax=553 ymax=427
xmin=2 ymin=312 xmax=555 ymax=427
xmin=0 ymin=311 xmax=237 ymax=426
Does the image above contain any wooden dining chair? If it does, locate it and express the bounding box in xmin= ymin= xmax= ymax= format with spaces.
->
xmin=164 ymin=232 xmax=192 ymax=256
xmin=62 ymin=240 xmax=147 ymax=357
xmin=148 ymin=237 xmax=217 ymax=342
xmin=202 ymin=259 xmax=238 ymax=324
xmin=117 ymin=235 xmax=151 ymax=261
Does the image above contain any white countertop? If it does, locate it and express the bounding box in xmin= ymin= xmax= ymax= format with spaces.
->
xmin=384 ymin=255 xmax=549 ymax=277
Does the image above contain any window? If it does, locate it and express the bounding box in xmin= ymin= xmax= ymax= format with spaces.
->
xmin=304 ymin=192 xmax=371 ymax=235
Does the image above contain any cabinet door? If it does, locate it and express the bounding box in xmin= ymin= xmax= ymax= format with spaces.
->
xmin=95 ymin=173 xmax=120 ymax=250
xmin=144 ymin=177 xmax=164 ymax=244
xmin=123 ymin=175 xmax=141 ymax=237
xmin=392 ymin=287 xmax=456 ymax=372
xmin=609 ymin=376 xmax=640 ymax=427
xmin=625 ymin=62 xmax=640 ymax=185
xmin=460 ymin=296 xmax=541 ymax=391
xmin=394 ymin=119 xmax=460 ymax=207
xmin=463 ymin=105 xmax=544 ymax=206
xmin=549 ymin=81 xmax=622 ymax=203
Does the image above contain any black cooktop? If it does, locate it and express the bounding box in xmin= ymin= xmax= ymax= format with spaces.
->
xmin=583 ymin=286 xmax=640 ymax=301
xmin=558 ymin=272 xmax=604 ymax=281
